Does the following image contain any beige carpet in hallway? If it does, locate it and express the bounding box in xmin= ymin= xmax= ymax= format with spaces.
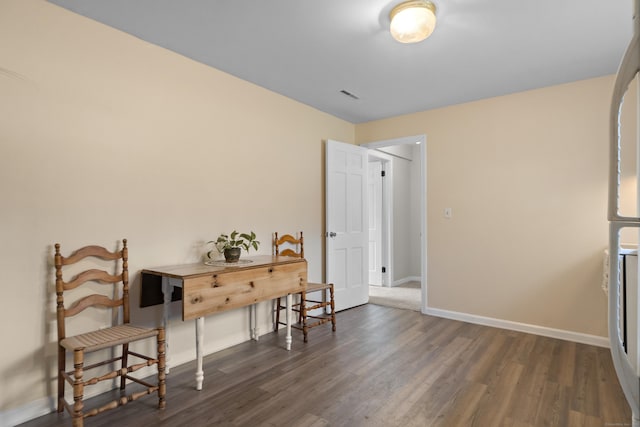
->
xmin=368 ymin=281 xmax=421 ymax=311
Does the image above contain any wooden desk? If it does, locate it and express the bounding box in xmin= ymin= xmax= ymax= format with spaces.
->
xmin=141 ymin=255 xmax=307 ymax=390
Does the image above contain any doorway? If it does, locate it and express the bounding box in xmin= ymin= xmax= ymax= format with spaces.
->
xmin=361 ymin=135 xmax=426 ymax=312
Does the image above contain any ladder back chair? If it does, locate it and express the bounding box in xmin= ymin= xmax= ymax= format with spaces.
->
xmin=54 ymin=239 xmax=165 ymax=427
xmin=273 ymin=231 xmax=336 ymax=342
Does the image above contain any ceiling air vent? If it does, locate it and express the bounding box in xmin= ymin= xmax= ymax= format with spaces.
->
xmin=340 ymin=89 xmax=359 ymax=100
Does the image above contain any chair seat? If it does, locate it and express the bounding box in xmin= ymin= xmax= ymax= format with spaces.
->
xmin=307 ymin=282 xmax=332 ymax=292
xmin=61 ymin=324 xmax=159 ymax=353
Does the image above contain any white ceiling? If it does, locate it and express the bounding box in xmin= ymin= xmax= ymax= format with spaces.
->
xmin=48 ymin=0 xmax=634 ymax=124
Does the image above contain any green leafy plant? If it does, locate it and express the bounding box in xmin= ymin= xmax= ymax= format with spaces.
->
xmin=207 ymin=230 xmax=260 ymax=259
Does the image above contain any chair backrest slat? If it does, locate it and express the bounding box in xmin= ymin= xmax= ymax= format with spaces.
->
xmin=279 ymin=248 xmax=301 ymax=258
xmin=65 ymin=295 xmax=123 ymax=318
xmin=62 ymin=269 xmax=123 ymax=291
xmin=61 ymin=245 xmax=122 ymax=265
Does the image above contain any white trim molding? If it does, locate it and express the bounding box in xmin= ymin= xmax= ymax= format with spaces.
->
xmin=424 ymin=307 xmax=610 ymax=348
xmin=1 ymin=396 xmax=54 ymax=427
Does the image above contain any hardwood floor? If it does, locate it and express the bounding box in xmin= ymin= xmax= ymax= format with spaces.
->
xmin=20 ymin=304 xmax=631 ymax=426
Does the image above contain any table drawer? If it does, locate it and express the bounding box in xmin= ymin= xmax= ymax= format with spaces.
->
xmin=182 ymin=261 xmax=307 ymax=320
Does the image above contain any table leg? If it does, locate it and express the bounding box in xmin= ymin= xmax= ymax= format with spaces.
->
xmin=249 ymin=305 xmax=254 ymax=340
xmin=251 ymin=304 xmax=259 ymax=341
xmin=286 ymin=294 xmax=292 ymax=351
xmin=161 ymin=277 xmax=172 ymax=374
xmin=195 ymin=316 xmax=204 ymax=390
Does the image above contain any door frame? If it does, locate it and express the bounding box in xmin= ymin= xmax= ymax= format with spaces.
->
xmin=360 ymin=134 xmax=427 ymax=311
xmin=367 ymin=150 xmax=393 ymax=287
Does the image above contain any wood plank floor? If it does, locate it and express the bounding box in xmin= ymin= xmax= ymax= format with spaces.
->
xmin=20 ymin=304 xmax=631 ymax=426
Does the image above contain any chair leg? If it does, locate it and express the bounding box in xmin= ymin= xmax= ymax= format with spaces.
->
xmin=72 ymin=349 xmax=85 ymax=427
xmin=274 ymin=297 xmax=281 ymax=332
xmin=329 ymin=285 xmax=336 ymax=332
xmin=300 ymin=290 xmax=308 ymax=343
xmin=57 ymin=345 xmax=65 ymax=413
xmin=296 ymin=293 xmax=303 ymax=324
xmin=120 ymin=343 xmax=129 ymax=390
xmin=157 ymin=328 xmax=166 ymax=409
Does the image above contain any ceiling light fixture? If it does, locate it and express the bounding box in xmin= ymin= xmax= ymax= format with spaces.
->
xmin=389 ymin=0 xmax=437 ymax=44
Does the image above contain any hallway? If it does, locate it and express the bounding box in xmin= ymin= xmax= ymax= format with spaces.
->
xmin=369 ymin=281 xmax=421 ymax=311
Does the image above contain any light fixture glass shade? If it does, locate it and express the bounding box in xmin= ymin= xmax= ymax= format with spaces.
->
xmin=389 ymin=0 xmax=437 ymax=44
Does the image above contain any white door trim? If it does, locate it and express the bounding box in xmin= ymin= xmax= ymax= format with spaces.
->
xmin=367 ymin=160 xmax=383 ymax=286
xmin=367 ymin=150 xmax=393 ymax=287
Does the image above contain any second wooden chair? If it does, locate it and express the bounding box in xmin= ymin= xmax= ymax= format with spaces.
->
xmin=273 ymin=231 xmax=336 ymax=342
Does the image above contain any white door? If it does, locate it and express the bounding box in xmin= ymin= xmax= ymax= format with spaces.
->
xmin=326 ymin=139 xmax=369 ymax=311
xmin=368 ymin=160 xmax=382 ymax=286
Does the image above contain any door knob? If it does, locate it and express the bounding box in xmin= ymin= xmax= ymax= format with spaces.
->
xmin=328 ymin=232 xmax=337 ymax=238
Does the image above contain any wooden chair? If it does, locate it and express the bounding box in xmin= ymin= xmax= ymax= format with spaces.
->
xmin=273 ymin=232 xmax=336 ymax=342
xmin=55 ymin=239 xmax=165 ymax=427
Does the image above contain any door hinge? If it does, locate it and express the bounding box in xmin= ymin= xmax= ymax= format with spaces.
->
xmin=381 ymin=170 xmax=386 ymax=177
xmin=382 ymin=266 xmax=386 ymax=273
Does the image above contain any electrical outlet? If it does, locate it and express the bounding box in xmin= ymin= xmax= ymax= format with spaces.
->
xmin=444 ymin=208 xmax=452 ymax=219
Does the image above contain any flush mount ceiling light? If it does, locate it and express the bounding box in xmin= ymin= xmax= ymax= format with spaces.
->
xmin=389 ymin=0 xmax=437 ymax=44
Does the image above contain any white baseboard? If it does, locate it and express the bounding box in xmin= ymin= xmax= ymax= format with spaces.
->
xmin=423 ymin=307 xmax=610 ymax=348
xmin=1 ymin=396 xmax=54 ymax=427
xmin=391 ymin=276 xmax=421 ymax=287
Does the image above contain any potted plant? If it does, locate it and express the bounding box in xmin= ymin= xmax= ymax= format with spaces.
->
xmin=207 ymin=230 xmax=260 ymax=263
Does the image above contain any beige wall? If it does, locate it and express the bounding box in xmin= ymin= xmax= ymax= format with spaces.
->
xmin=356 ymin=76 xmax=618 ymax=340
xmin=0 ymin=0 xmax=353 ymax=415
